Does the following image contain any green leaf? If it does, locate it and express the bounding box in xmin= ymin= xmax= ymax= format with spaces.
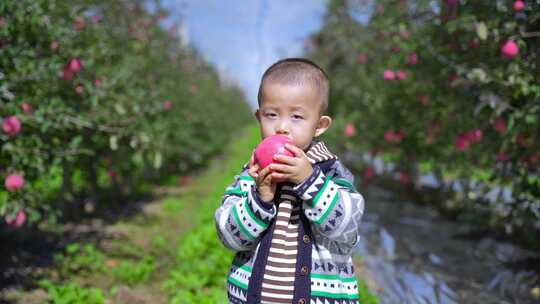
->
xmin=0 ymin=191 xmax=7 ymax=214
xmin=476 ymin=22 xmax=488 ymax=40
xmin=114 ymin=104 xmax=126 ymax=115
xmin=109 ymin=136 xmax=118 ymax=151
xmin=468 ymin=68 xmax=488 ymax=83
xmin=527 ymin=175 xmax=538 ymax=185
xmin=66 ymin=243 xmax=80 ymax=254
xmin=153 ymin=152 xmax=163 ymax=169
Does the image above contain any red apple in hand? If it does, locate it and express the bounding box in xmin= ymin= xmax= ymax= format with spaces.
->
xmin=254 ymin=134 xmax=294 ymax=182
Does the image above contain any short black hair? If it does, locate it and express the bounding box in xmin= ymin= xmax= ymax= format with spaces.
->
xmin=257 ymin=58 xmax=329 ymax=114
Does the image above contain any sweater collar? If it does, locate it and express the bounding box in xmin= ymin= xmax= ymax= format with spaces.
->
xmin=305 ymin=140 xmax=338 ymax=164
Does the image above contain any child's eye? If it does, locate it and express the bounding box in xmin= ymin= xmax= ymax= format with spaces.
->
xmin=292 ymin=115 xmax=303 ymax=120
xmin=265 ymin=113 xmax=277 ymax=118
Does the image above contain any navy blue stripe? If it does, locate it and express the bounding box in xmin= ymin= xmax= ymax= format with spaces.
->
xmin=293 ymin=210 xmax=312 ymax=303
xmin=280 ymin=190 xmax=298 ymax=197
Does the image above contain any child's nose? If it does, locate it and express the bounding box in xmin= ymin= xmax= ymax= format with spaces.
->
xmin=276 ymin=120 xmax=290 ymax=135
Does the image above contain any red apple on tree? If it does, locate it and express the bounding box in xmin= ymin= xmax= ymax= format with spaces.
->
xmin=501 ymin=40 xmax=519 ymax=59
xmin=5 ymin=174 xmax=24 ymax=192
xmin=513 ymin=0 xmax=525 ymax=11
xmin=5 ymin=210 xmax=26 ymax=228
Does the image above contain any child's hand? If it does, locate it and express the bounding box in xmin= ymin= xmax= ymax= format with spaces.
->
xmin=248 ymin=156 xmax=276 ymax=203
xmin=269 ymin=144 xmax=314 ymax=185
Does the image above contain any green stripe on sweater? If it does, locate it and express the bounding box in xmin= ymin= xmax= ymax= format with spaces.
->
xmin=239 ymin=176 xmax=255 ymax=182
xmin=225 ymin=187 xmax=247 ymax=196
xmin=333 ymin=178 xmax=354 ymax=190
xmin=232 ymin=260 xmax=253 ymax=273
xmin=311 ymin=174 xmax=332 ymax=207
xmin=315 ymin=191 xmax=339 ymax=225
xmin=311 ymin=291 xmax=359 ymax=300
xmin=243 ymin=197 xmax=268 ymax=229
xmin=228 ymin=277 xmax=248 ymax=290
xmin=232 ymin=204 xmax=256 ymax=241
xmin=311 ymin=273 xmax=358 ymax=283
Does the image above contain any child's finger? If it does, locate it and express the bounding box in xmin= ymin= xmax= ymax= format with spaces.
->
xmin=271 ymin=172 xmax=287 ymax=180
xmin=269 ymin=163 xmax=293 ymax=173
xmin=273 ymin=154 xmax=297 ymax=165
xmin=261 ymin=169 xmax=277 ymax=187
xmin=249 ymin=153 xmax=256 ymax=167
xmin=248 ymin=164 xmax=259 ymax=178
xmin=263 ymin=170 xmax=274 ymax=183
xmin=258 ymin=166 xmax=272 ymax=179
xmin=284 ymin=143 xmax=305 ymax=158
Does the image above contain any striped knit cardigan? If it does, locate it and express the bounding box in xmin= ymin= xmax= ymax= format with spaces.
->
xmin=215 ymin=141 xmax=365 ymax=304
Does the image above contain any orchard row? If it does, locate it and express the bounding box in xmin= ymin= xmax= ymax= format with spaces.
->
xmin=313 ymin=0 xmax=539 ymax=237
xmin=0 ymin=1 xmax=251 ymax=227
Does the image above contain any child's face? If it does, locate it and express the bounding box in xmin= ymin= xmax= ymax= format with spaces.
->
xmin=256 ymin=82 xmax=332 ymax=151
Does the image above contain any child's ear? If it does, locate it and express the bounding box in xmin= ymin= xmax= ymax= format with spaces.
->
xmin=314 ymin=115 xmax=332 ymax=137
xmin=254 ymin=109 xmax=261 ymax=122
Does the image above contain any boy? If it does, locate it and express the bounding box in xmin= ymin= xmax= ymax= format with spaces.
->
xmin=214 ymin=58 xmax=365 ymax=304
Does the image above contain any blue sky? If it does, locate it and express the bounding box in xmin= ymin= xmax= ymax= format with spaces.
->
xmin=159 ymin=0 xmax=328 ymax=109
